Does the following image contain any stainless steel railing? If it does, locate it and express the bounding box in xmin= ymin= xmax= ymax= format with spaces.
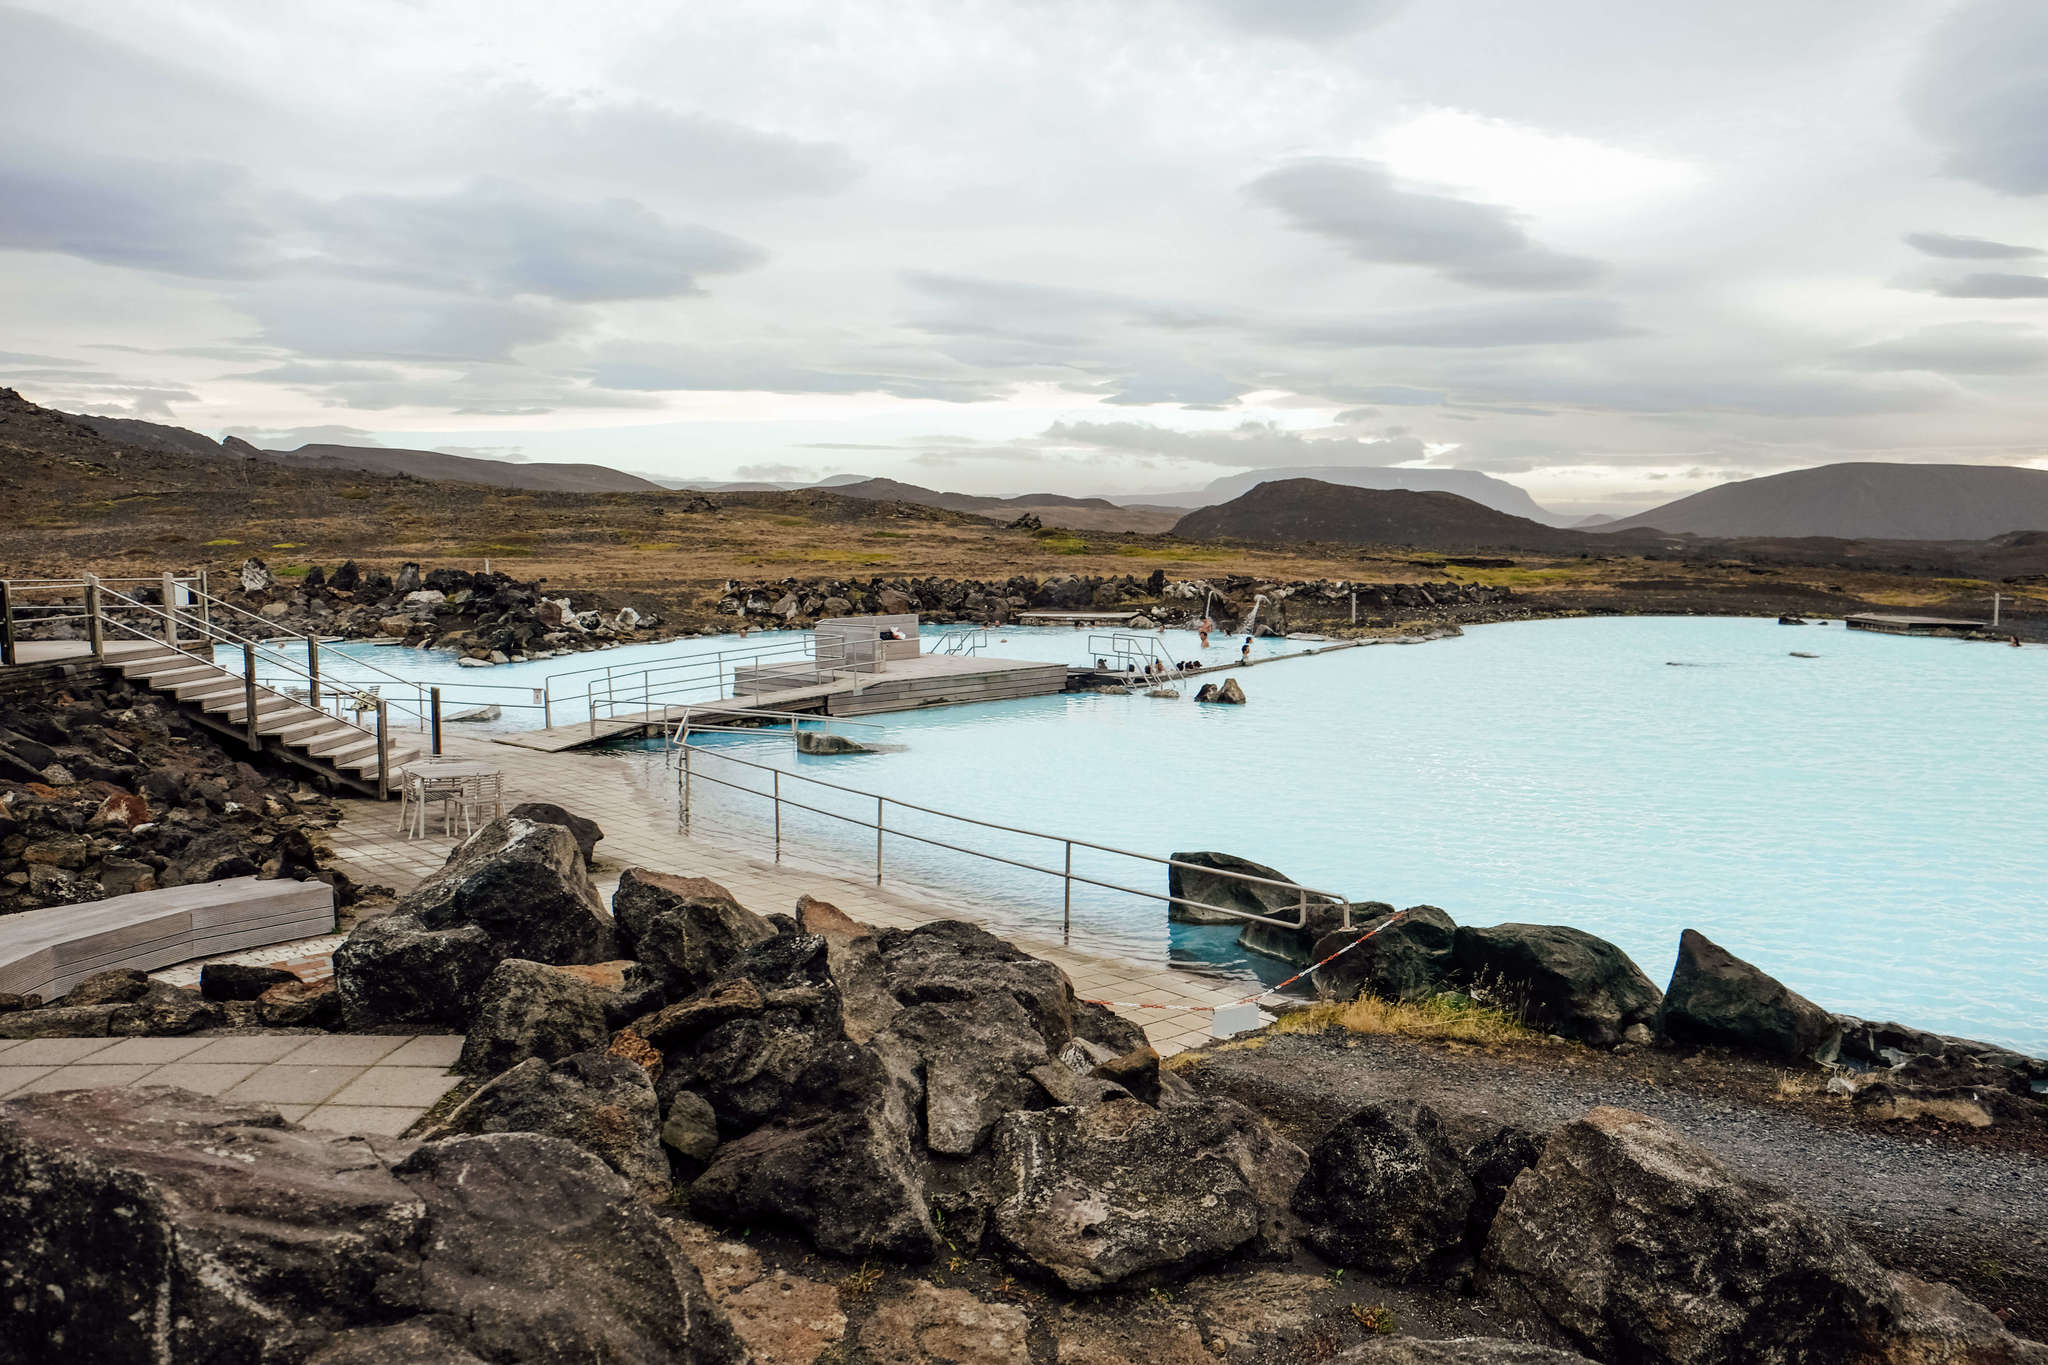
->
xmin=675 ymin=733 xmax=1353 ymax=947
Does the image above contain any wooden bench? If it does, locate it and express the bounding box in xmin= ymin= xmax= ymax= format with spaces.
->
xmin=0 ymin=876 xmax=335 ymax=1001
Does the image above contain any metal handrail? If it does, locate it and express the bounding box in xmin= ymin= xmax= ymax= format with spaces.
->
xmin=664 ymin=704 xmax=881 ymax=759
xmin=929 ymin=628 xmax=990 ymax=656
xmin=676 ymin=734 xmax=1351 ymax=946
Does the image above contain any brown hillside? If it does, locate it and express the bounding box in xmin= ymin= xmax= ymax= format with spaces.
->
xmin=1173 ymin=479 xmax=1590 ymax=553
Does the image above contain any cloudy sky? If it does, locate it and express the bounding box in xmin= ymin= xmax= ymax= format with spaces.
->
xmin=2 ymin=0 xmax=2045 ymax=517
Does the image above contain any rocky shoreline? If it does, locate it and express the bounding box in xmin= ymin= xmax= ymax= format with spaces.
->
xmin=2 ymin=806 xmax=2042 ymax=1362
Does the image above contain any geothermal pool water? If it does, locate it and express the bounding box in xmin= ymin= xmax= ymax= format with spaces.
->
xmin=228 ymin=618 xmax=2048 ymax=1053
xmin=637 ymin=617 xmax=2048 ymax=1055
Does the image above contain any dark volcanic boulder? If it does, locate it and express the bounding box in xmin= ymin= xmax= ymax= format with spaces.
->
xmin=458 ymin=959 xmax=619 ymax=1076
xmin=334 ymin=817 xmax=617 ymax=1027
xmin=1167 ymin=850 xmax=1326 ymax=927
xmin=1481 ymin=1106 xmax=2044 ymax=1365
xmin=690 ymin=1038 xmax=937 ymax=1260
xmin=1334 ymin=1341 xmax=1595 ymax=1364
xmin=989 ymin=1096 xmax=1308 ymax=1291
xmin=875 ymin=919 xmax=1078 ymax=1050
xmin=1660 ymin=928 xmax=1841 ymax=1060
xmin=1451 ymin=923 xmax=1661 ymax=1047
xmin=1292 ymin=1101 xmax=1476 ymax=1278
xmin=507 ymin=802 xmax=604 ymax=869
xmin=401 ymin=817 xmax=615 ymax=961
xmin=427 ymin=1050 xmax=669 ymax=1198
xmin=613 ymin=869 xmax=775 ymax=995
xmin=1311 ymin=904 xmax=1456 ymax=1003
xmin=200 ymin=962 xmax=300 ymax=1002
xmin=0 ymin=1087 xmax=742 ymax=1364
xmin=878 ymin=992 xmax=1052 ymax=1155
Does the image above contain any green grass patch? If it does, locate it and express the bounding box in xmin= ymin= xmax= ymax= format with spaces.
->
xmin=201 ymin=537 xmax=241 ymax=547
xmin=272 ymin=564 xmax=310 ymax=579
xmin=270 ymin=542 xmax=305 ymax=550
xmin=1114 ymin=543 xmax=1227 ymax=561
xmin=865 ymin=530 xmax=910 ymax=540
xmin=1035 ymin=534 xmax=1090 ymax=555
xmin=1449 ymin=565 xmax=1585 ymax=588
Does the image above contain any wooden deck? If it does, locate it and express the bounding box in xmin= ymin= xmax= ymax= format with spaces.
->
xmin=494 ymin=654 xmax=1068 ymax=751
xmin=1014 ymin=610 xmax=1147 ymax=625
xmin=1846 ymin=613 xmax=1990 ymax=637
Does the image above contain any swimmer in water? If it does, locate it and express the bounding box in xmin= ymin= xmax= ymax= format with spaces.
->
xmin=1240 ymin=636 xmax=1253 ymax=665
xmin=1198 ymin=616 xmax=1212 ymax=648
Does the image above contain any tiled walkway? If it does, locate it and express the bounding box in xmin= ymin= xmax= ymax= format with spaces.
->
xmin=0 ymin=1032 xmax=463 ymax=1135
xmin=314 ymin=728 xmax=1261 ymax=1057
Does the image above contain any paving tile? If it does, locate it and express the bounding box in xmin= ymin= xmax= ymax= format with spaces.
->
xmin=90 ymin=1036 xmax=215 ymax=1065
xmin=0 ymin=1065 xmax=58 ymax=1097
xmin=303 ymin=1104 xmax=425 ymax=1137
xmin=0 ymin=1040 xmax=20 ymax=1057
xmin=145 ymin=1062 xmax=264 ymax=1096
xmin=16 ymin=1063 xmax=160 ymax=1094
xmin=380 ymin=1035 xmax=464 ymax=1067
xmin=273 ymin=1035 xmax=409 ymax=1066
xmin=325 ymin=1066 xmax=461 ymax=1109
xmin=222 ymin=1064 xmax=366 ymax=1106
xmin=179 ymin=1033 xmax=324 ymax=1064
xmin=270 ymin=1104 xmax=314 ymax=1122
xmin=4 ymin=1037 xmax=120 ymax=1066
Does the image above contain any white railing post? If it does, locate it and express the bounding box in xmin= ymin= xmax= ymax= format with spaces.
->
xmin=375 ymin=700 xmax=391 ymax=800
xmin=681 ymin=742 xmax=692 ymax=831
xmin=85 ymin=574 xmax=104 ymax=659
xmin=0 ymin=580 xmax=13 ymax=667
xmin=875 ymin=795 xmax=884 ymax=884
xmin=306 ymin=634 xmax=321 ymax=708
xmin=161 ymin=572 xmax=179 ymax=647
xmin=241 ymin=641 xmax=260 ymax=746
xmin=1064 ymin=840 xmax=1073 ymax=945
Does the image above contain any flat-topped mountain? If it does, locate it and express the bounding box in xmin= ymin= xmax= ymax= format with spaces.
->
xmin=1133 ymin=465 xmax=1567 ymax=523
xmin=1601 ymin=462 xmax=2048 ymax=540
xmin=1172 ymin=478 xmax=1587 ymax=552
xmin=59 ymin=411 xmax=662 ymax=494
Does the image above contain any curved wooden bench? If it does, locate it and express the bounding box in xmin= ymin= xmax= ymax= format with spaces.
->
xmin=0 ymin=876 xmax=335 ymax=1002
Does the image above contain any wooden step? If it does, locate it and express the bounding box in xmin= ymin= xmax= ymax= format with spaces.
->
xmin=264 ymin=714 xmax=352 ymax=742
xmin=123 ymin=656 xmax=211 ymax=682
xmin=304 ymin=727 xmax=380 ymax=759
xmin=170 ymin=676 xmax=246 ymax=702
xmin=146 ymin=666 xmax=228 ymax=692
xmin=207 ymin=696 xmax=299 ymax=724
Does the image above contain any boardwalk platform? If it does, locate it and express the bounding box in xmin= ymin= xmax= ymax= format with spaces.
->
xmin=495 ymin=654 xmax=1067 ymax=751
xmin=1015 ymin=610 xmax=1147 ymax=625
xmin=1846 ymin=613 xmax=1989 ymax=638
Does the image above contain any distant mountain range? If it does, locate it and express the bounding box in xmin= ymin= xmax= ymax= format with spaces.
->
xmin=1598 ymin=462 xmax=2048 ymax=540
xmin=61 ymin=412 xmax=663 ymax=494
xmin=1124 ymin=465 xmax=1574 ymax=524
xmin=1172 ymin=479 xmax=1588 ymax=552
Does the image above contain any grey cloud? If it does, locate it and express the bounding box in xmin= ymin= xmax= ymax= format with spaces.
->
xmin=222 ymin=425 xmax=385 ymax=448
xmin=1282 ymin=297 xmax=1635 ymax=348
xmin=1927 ymin=273 xmax=2048 ymax=298
xmin=1245 ymin=159 xmax=1601 ymax=290
xmin=1835 ymin=323 xmax=2048 ymax=374
xmin=1903 ymin=231 xmax=2042 ymax=260
xmin=1338 ymin=386 xmax=1448 ymax=406
xmin=0 ymin=149 xmax=274 ymax=279
xmin=1194 ymin=0 xmax=1404 ymax=40
xmin=434 ymin=83 xmax=859 ymax=199
xmin=312 ymin=179 xmax=764 ymax=303
xmin=67 ymin=386 xmax=197 ymax=419
xmin=275 ymin=365 xmax=664 ymax=415
xmin=238 ymin=281 xmax=573 ymax=362
xmin=1044 ymin=418 xmax=1426 ymax=468
xmin=234 ymin=362 xmax=408 ymax=385
xmin=589 ymin=341 xmax=1001 ymax=402
xmin=905 ymin=272 xmax=1236 ymax=343
xmin=1909 ymin=0 xmax=2048 ymax=194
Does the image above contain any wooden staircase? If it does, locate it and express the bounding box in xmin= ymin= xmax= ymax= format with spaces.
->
xmin=115 ymin=645 xmax=418 ymax=796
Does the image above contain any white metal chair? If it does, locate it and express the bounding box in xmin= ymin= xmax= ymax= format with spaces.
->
xmin=457 ymin=770 xmax=503 ymax=832
xmin=399 ymin=767 xmax=471 ymax=839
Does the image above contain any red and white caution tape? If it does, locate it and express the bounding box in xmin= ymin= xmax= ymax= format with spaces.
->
xmin=1079 ymin=908 xmax=1409 ymax=1014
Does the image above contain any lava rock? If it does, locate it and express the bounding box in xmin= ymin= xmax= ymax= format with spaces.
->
xmin=0 ymin=1087 xmax=743 ymax=1363
xmin=1451 ymin=923 xmax=1662 ymax=1047
xmin=1311 ymin=904 xmax=1456 ymax=1004
xmin=458 ymin=958 xmax=619 ymax=1076
xmin=990 ymin=1096 xmax=1307 ymax=1291
xmin=506 ymin=801 xmax=604 ymax=870
xmin=612 ymin=868 xmax=776 ymax=996
xmin=1333 ymin=1341 xmax=1595 ymax=1364
xmin=1167 ymin=850 xmax=1330 ymax=930
xmin=427 ymin=1049 xmax=670 ymax=1198
xmin=200 ymin=962 xmax=301 ymax=1002
xmin=690 ymin=1038 xmax=937 ymax=1260
xmin=1480 ymin=1106 xmax=2040 ymax=1365
xmin=1660 ymin=928 xmax=1841 ymax=1061
xmin=793 ymin=729 xmax=872 ymax=755
xmin=1292 ymin=1101 xmax=1476 ymax=1279
xmin=333 ymin=817 xmax=617 ymax=1027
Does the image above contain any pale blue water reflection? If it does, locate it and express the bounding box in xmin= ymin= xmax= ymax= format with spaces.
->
xmin=646 ymin=618 xmax=2048 ymax=1055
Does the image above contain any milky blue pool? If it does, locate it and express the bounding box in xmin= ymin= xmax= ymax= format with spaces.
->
xmin=634 ymin=617 xmax=2048 ymax=1056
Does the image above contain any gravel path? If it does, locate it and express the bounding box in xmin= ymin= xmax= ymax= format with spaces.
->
xmin=1183 ymin=1031 xmax=2048 ymax=1336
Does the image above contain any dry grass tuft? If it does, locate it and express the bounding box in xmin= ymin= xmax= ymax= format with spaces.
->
xmin=1271 ymin=991 xmax=1542 ymax=1047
